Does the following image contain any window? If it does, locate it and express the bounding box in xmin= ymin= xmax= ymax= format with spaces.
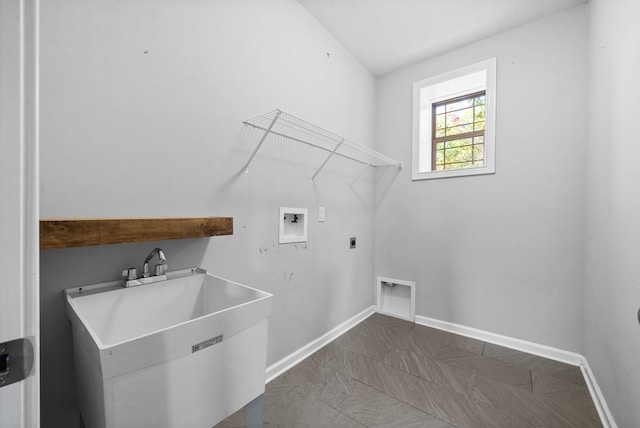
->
xmin=433 ymin=91 xmax=485 ymax=170
xmin=412 ymin=58 xmax=496 ymax=180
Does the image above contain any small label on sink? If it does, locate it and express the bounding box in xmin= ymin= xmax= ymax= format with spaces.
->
xmin=191 ymin=334 xmax=223 ymax=353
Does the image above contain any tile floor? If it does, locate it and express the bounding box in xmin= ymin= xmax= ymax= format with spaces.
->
xmin=215 ymin=313 xmax=601 ymax=427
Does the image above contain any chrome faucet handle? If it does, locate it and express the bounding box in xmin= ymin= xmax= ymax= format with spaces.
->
xmin=154 ymin=263 xmax=167 ymax=276
xmin=121 ymin=268 xmax=138 ymax=281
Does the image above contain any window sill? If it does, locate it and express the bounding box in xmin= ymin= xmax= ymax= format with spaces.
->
xmin=412 ymin=165 xmax=495 ymax=181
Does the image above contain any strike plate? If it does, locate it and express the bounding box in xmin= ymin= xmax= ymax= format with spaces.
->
xmin=0 ymin=338 xmax=34 ymax=388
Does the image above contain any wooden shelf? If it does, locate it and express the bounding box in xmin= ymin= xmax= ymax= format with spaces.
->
xmin=40 ymin=217 xmax=233 ymax=249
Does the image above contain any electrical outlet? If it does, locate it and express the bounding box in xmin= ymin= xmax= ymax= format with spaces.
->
xmin=350 ymin=237 xmax=356 ymax=249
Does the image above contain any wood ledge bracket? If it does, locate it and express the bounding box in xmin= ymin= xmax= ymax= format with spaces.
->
xmin=40 ymin=217 xmax=233 ymax=250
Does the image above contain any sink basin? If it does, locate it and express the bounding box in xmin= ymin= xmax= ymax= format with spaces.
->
xmin=65 ymin=268 xmax=273 ymax=428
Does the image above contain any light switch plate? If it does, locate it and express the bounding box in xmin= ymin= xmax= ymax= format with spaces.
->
xmin=318 ymin=207 xmax=325 ymax=222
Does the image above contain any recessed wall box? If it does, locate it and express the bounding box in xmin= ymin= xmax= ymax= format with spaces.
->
xmin=376 ymin=276 xmax=416 ymax=322
xmin=279 ymin=207 xmax=308 ymax=244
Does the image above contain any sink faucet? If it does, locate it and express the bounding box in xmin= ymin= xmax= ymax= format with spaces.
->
xmin=143 ymin=247 xmax=167 ymax=278
xmin=121 ymin=247 xmax=169 ymax=287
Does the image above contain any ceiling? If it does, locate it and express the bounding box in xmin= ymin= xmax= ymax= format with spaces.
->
xmin=298 ymin=0 xmax=587 ymax=76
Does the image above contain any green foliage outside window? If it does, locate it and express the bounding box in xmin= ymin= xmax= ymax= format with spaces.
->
xmin=433 ymin=92 xmax=485 ymax=171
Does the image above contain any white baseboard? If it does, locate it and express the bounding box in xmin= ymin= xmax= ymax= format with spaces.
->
xmin=265 ymin=306 xmax=375 ymax=383
xmin=580 ymin=357 xmax=618 ymax=428
xmin=414 ymin=315 xmax=583 ymax=365
xmin=415 ymin=315 xmax=617 ymax=428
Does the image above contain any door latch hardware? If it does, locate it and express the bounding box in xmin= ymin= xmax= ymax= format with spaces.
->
xmin=0 ymin=338 xmax=34 ymax=388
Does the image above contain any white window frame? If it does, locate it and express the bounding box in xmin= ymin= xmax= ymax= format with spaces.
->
xmin=412 ymin=58 xmax=497 ymax=180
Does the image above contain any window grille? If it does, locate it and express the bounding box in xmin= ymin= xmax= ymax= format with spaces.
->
xmin=432 ymin=91 xmax=486 ymax=171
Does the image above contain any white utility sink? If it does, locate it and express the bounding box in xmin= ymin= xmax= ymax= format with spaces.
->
xmin=65 ymin=268 xmax=273 ymax=428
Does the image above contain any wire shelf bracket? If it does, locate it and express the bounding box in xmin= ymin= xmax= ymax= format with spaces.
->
xmin=242 ymin=109 xmax=403 ymax=185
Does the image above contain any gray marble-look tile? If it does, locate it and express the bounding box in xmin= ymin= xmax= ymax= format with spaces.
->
xmin=476 ymin=374 xmax=540 ymax=409
xmin=368 ymin=360 xmax=422 ymax=404
xmin=471 ymin=401 xmax=538 ymax=428
xmin=349 ymin=319 xmax=397 ymax=347
xmin=405 ymin=377 xmax=471 ymax=426
xmin=263 ymin=386 xmax=361 ymax=428
xmin=537 ymin=394 xmax=602 ymax=428
xmin=307 ymin=340 xmax=343 ymax=368
xmin=338 ymin=381 xmax=455 ymax=428
xmin=528 ymin=359 xmax=585 ymax=387
xmin=482 ymin=343 xmax=586 ymax=387
xmin=474 ymin=356 xmax=532 ymax=389
xmin=384 ymin=347 xmax=443 ymax=380
xmin=334 ymin=328 xmax=393 ymax=362
xmin=407 ymin=377 xmax=534 ymax=428
xmin=473 ymin=375 xmax=601 ymax=428
xmin=274 ymin=358 xmax=358 ymax=408
xmin=332 ymin=412 xmax=367 ymax=428
xmin=365 ymin=359 xmax=420 ymax=403
xmin=326 ymin=346 xmax=420 ymax=404
xmin=435 ymin=345 xmax=532 ymax=390
xmin=213 ymin=407 xmax=275 ymax=428
xmin=320 ymin=342 xmax=367 ymax=377
xmin=439 ymin=331 xmax=485 ymax=355
xmin=470 ymin=383 xmax=494 ymax=407
xmin=362 ymin=313 xmax=415 ymax=332
xmin=434 ymin=346 xmax=480 ymax=371
xmin=435 ymin=360 xmax=478 ymax=397
xmin=266 ymin=372 xmax=297 ymax=396
xmin=472 ymin=374 xmax=540 ymax=422
xmin=383 ymin=325 xmax=427 ymax=355
xmin=434 ymin=345 xmax=478 ymax=362
xmin=532 ymin=371 xmax=598 ymax=414
xmin=409 ymin=324 xmax=447 ymax=358
xmin=384 ymin=346 xmax=477 ymax=397
xmin=265 ymin=319 xmax=600 ymax=428
xmin=482 ymin=342 xmax=535 ymax=366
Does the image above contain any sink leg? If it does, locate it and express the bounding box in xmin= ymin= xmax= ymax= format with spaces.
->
xmin=244 ymin=394 xmax=264 ymax=428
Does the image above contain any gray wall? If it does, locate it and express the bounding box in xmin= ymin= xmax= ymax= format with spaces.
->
xmin=373 ymin=6 xmax=588 ymax=352
xmin=39 ymin=1 xmax=640 ymax=426
xmin=585 ymin=0 xmax=640 ymax=426
xmin=39 ymin=1 xmax=377 ymax=426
